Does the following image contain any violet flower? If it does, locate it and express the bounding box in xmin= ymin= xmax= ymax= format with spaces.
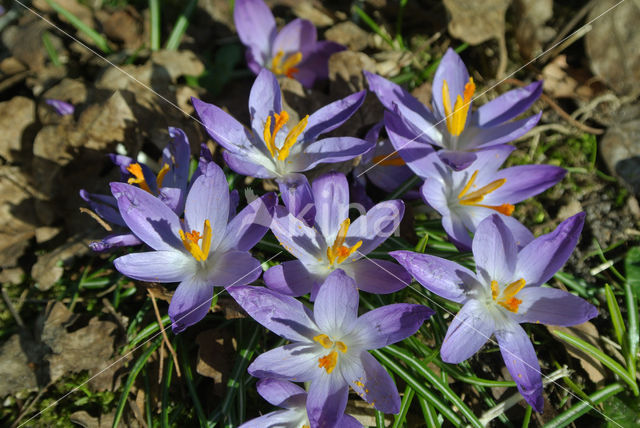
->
xmin=112 ymin=162 xmax=276 ymax=333
xmin=229 ymin=270 xmax=433 ymax=427
xmin=46 ymin=99 xmax=75 ymax=116
xmin=365 ymin=49 xmax=542 ymax=170
xmin=234 ymin=0 xmax=345 ymax=88
xmin=81 ymin=127 xmax=191 ymax=252
xmin=414 ymin=145 xmax=565 ymax=250
xmin=193 ymin=69 xmax=371 ymax=219
xmin=391 ymin=213 xmax=597 ymax=411
xmin=265 ymin=171 xmax=410 ymax=298
xmin=239 ymin=378 xmax=362 ymax=428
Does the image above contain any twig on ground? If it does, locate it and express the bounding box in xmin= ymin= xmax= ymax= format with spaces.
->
xmin=148 ymin=291 xmax=181 ymax=378
xmin=1 ymin=285 xmax=25 ymax=328
xmin=11 ymin=380 xmax=56 ymax=428
xmin=79 ymin=207 xmax=113 ymax=232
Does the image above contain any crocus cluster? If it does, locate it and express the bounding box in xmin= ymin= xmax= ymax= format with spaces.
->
xmin=80 ymin=0 xmax=599 ymax=424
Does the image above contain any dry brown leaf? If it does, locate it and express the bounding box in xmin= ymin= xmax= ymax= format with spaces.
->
xmin=0 ymin=96 xmax=35 ymax=163
xmin=548 ymin=322 xmax=607 ymax=383
xmin=0 ymin=334 xmax=40 ymax=397
xmin=514 ymin=0 xmax=554 ymax=61
xmin=101 ymin=6 xmax=144 ymax=49
xmin=31 ymin=236 xmax=91 ymax=291
xmin=600 ymin=104 xmax=640 ymax=195
xmin=1 ymin=20 xmax=48 ymax=71
xmin=151 ymin=50 xmax=205 ymax=82
xmin=325 ymin=22 xmax=370 ymax=51
xmin=443 ymin=0 xmax=510 ymax=45
xmin=195 ymin=328 xmax=237 ymax=396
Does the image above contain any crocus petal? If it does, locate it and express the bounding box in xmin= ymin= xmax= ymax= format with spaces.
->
xmin=340 ymin=258 xmax=410 ymax=294
xmin=390 ymin=251 xmax=474 ymax=303
xmin=347 ymin=200 xmax=404 ymax=256
xmin=440 ymin=300 xmax=495 ymax=364
xmin=278 ymin=173 xmax=316 ymax=226
xmin=223 ymin=151 xmax=276 ymax=179
xmin=270 ymin=206 xmax=326 ymax=265
xmin=272 ymin=18 xmax=316 ymax=55
xmin=438 ymin=150 xmax=478 ymax=171
xmin=163 ymin=127 xmax=191 ymax=191
xmin=303 ymin=91 xmax=366 ymax=142
xmin=487 ymin=165 xmax=566 ymax=204
xmin=110 ymin=182 xmax=183 ymax=251
xmin=169 ymin=276 xmax=213 ymax=333
xmin=249 ymin=69 xmax=283 ymax=133
xmin=516 ymin=212 xmax=585 ymax=287
xmin=473 ymin=215 xmax=518 ymax=286
xmin=432 ymin=48 xmax=470 ymax=120
xmin=158 ymin=187 xmax=183 ymax=214
xmin=513 ymin=287 xmax=598 ymax=326
xmin=314 ymin=270 xmax=359 ymax=334
xmin=384 ymin=111 xmax=438 ymax=176
xmin=228 ymin=285 xmax=317 ymax=342
xmin=207 ymin=250 xmax=261 ymax=286
xmin=306 ymin=374 xmax=349 ymax=428
xmin=499 ymin=216 xmax=535 ymax=248
xmin=192 ymin=98 xmax=255 ymax=154
xmin=233 ymin=0 xmax=276 ymax=58
xmin=263 ymin=260 xmax=320 ymax=297
xmin=352 ymin=303 xmax=433 ymax=349
xmin=89 ymin=233 xmax=143 ymax=252
xmin=468 ymin=112 xmax=542 ymax=149
xmin=495 ymin=323 xmax=544 ymax=412
xmin=292 ymin=137 xmax=373 ymax=172
xmin=79 ymin=190 xmax=125 ymax=226
xmin=184 ymin=164 xmax=230 ymax=251
xmin=114 ymin=251 xmax=193 ymax=282
xmin=475 ymin=81 xmax=543 ymax=127
xmin=295 ymin=41 xmax=345 ymax=88
xmin=364 ymin=71 xmax=436 ymax=122
xmin=219 ymin=192 xmax=276 ymax=252
xmin=256 ymin=378 xmax=307 ymax=408
xmin=238 ymin=409 xmax=304 ymax=428
xmin=248 ymin=343 xmax=321 ymax=382
xmin=340 ymin=351 xmax=400 ymax=414
xmin=312 ymin=172 xmax=349 ymax=240
xmin=45 ymin=99 xmax=74 ymax=116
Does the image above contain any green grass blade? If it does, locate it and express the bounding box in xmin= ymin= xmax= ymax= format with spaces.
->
xmin=112 ymin=337 xmax=163 ymax=428
xmin=165 ymin=0 xmax=198 ymax=50
xmin=352 ymin=5 xmax=394 ymax=48
xmin=605 ymin=283 xmax=626 ymax=347
xmin=392 ymin=385 xmax=415 ymax=428
xmin=418 ymin=396 xmax=439 ymax=427
xmin=521 ymin=405 xmax=532 ymax=428
xmin=375 ymin=410 xmax=385 ymax=428
xmin=127 ymin=315 xmax=170 ymax=349
xmin=371 ymin=349 xmax=462 ymax=427
xmin=45 ymin=0 xmax=111 ymax=53
xmin=625 ymin=277 xmax=638 ymax=380
xmin=161 ymin=353 xmax=174 ymax=428
xmin=552 ymin=330 xmax=639 ymax=395
xmin=178 ymin=338 xmax=209 ymax=428
xmin=42 ymin=32 xmax=61 ymax=66
xmin=544 ymin=382 xmax=625 ymax=428
xmin=387 ymin=175 xmax=421 ymax=200
xmin=149 ymin=0 xmax=161 ymax=51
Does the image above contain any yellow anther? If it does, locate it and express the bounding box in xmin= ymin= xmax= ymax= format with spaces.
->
xmin=262 ymin=111 xmax=308 ymax=161
xmin=156 ymin=163 xmax=170 ymax=188
xmin=126 ymin=163 xmax=152 ymax=193
xmin=490 ymin=280 xmax=499 ymax=300
xmin=277 ymin=115 xmax=308 ymax=160
xmin=271 ymin=50 xmax=303 ymax=78
xmin=179 ymin=219 xmax=212 ymax=262
xmin=372 ymin=152 xmax=406 ymax=167
xmin=335 ymin=341 xmax=348 ymax=353
xmin=502 ymin=278 xmax=526 ymax=300
xmin=458 ymin=170 xmax=515 ymax=216
xmin=326 ymin=219 xmax=362 ymax=266
xmin=492 ymin=278 xmax=526 ymax=313
xmin=313 ymin=334 xmax=333 ymax=349
xmin=442 ymin=78 xmax=475 ymax=136
xmin=318 ymin=351 xmax=338 ymax=374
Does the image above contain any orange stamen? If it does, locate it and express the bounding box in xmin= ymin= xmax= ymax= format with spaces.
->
xmin=458 ymin=170 xmax=515 ymax=216
xmin=126 ymin=163 xmax=152 ymax=193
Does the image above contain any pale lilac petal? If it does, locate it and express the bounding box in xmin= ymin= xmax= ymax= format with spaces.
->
xmin=272 ymin=18 xmax=316 ymax=55
xmin=278 ymin=173 xmax=315 ymax=226
xmin=463 ymin=144 xmax=514 ymax=176
xmin=228 ymin=189 xmax=240 ymax=222
xmin=514 ymin=287 xmax=598 ymax=326
xmin=79 ymin=189 xmax=125 ymax=226
xmin=440 ymin=300 xmax=495 ymax=364
xmin=192 ymin=98 xmax=254 ymax=153
xmin=184 ymin=164 xmax=230 ymax=251
xmin=495 ymin=323 xmax=543 ymax=412
xmin=442 ymin=210 xmax=474 ymax=250
xmin=227 ymin=285 xmax=317 ymax=342
xmin=114 ymin=251 xmax=193 ymax=282
xmin=238 ymin=409 xmax=304 ymax=428
xmin=207 ymin=250 xmax=261 ymax=286
xmin=233 ymin=0 xmax=276 ymax=57
xmin=256 ymin=378 xmax=306 ymax=408
xmin=303 ymin=91 xmax=366 ymax=142
xmin=312 ymin=172 xmax=349 ymax=240
xmin=475 ymin=81 xmax=542 ymax=127
xmin=291 ymin=137 xmax=373 ymax=172
xmin=468 ymin=112 xmax=542 ymax=149
xmin=473 ymin=215 xmax=518 ymax=286
xmin=364 ymin=71 xmax=436 ymax=122
xmin=169 ymin=276 xmax=213 ymax=333
xmin=249 ymin=69 xmax=283 ymax=133
xmin=45 ymin=99 xmax=74 ymax=116
xmin=340 ymin=352 xmax=400 ymax=414
xmin=270 ymin=206 xmax=326 ymax=264
xmin=248 ymin=343 xmax=320 ymax=381
xmin=158 ymin=187 xmax=183 ymax=214
xmin=223 ymin=151 xmax=276 ymax=179
xmin=340 ymin=258 xmax=410 ymax=294
xmin=89 ymin=233 xmax=142 ymax=252
xmin=110 ymin=182 xmax=183 ymax=251
xmin=486 ymin=165 xmax=566 ymax=204
xmin=263 ymin=261 xmax=321 ymax=297
xmin=432 ymin=48 xmax=470 ymax=120
xmin=352 ymin=303 xmax=433 ymax=349
xmin=384 ymin=111 xmax=438 ymax=176
xmin=295 ymin=41 xmax=345 ymax=87
xmin=219 ymin=192 xmax=276 ymax=252
xmin=340 ymin=415 xmax=364 ymax=428
xmin=516 ymin=212 xmax=585 ymax=287
xmin=306 ymin=374 xmax=349 ymax=428
xmin=162 ymin=127 xmax=191 ymax=191
xmin=347 ymin=200 xmax=404 ymax=256
xmin=500 ymin=216 xmax=535 ymax=248
xmin=390 ymin=251 xmax=474 ymax=303
xmin=438 ymin=150 xmax=477 ymax=171
xmin=314 ymin=270 xmax=359 ymax=334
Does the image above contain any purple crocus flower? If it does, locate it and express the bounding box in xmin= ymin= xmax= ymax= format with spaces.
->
xmin=392 ymin=213 xmax=597 ymax=412
xmin=239 ymin=378 xmax=362 ymax=428
xmin=46 ymin=99 xmax=75 ymax=116
xmin=229 ymin=270 xmax=434 ymax=427
xmin=234 ymin=0 xmax=345 ymax=88
xmin=111 ymin=162 xmax=276 ymax=333
xmin=365 ymin=49 xmax=542 ymax=170
xmin=265 ymin=171 xmax=410 ymax=298
xmin=412 ymin=145 xmax=565 ymax=250
xmin=193 ymin=69 xmax=371 ymax=219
